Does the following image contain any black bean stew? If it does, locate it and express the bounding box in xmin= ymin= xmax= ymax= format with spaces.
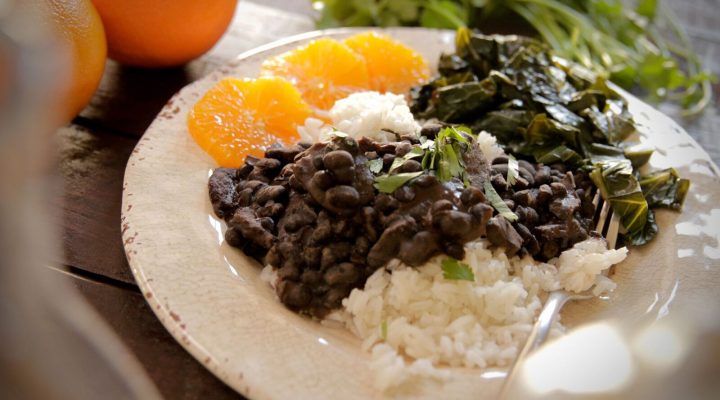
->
xmin=208 ymin=132 xmax=597 ymax=317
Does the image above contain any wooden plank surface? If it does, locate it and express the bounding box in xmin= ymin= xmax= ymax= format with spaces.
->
xmin=52 ymin=267 xmax=241 ymax=399
xmin=51 ymin=0 xmax=719 ymax=397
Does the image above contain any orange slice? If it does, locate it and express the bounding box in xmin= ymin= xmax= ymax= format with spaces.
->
xmin=260 ymin=38 xmax=370 ymax=110
xmin=343 ymin=32 xmax=430 ymax=94
xmin=188 ymin=76 xmax=311 ymax=168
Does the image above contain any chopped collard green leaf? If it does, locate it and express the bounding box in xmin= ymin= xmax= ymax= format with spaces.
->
xmin=506 ymin=154 xmax=519 ymax=187
xmin=590 ymin=160 xmax=649 ymax=239
xmin=627 ymin=209 xmax=659 ymax=246
xmin=639 ymin=168 xmax=690 ymax=210
xmin=373 ymin=171 xmax=423 ymax=193
xmin=484 ymin=181 xmax=518 ymax=222
xmin=441 ymin=258 xmax=475 ymax=282
xmin=410 ymin=28 xmax=690 ymax=246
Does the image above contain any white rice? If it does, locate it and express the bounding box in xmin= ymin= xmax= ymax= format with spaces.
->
xmin=297 ymin=91 xmax=421 ymax=143
xmin=327 ymin=238 xmax=627 ymax=391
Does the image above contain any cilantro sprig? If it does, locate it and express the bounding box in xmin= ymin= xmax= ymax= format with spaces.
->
xmin=441 ymin=258 xmax=475 ymax=281
xmin=372 ymin=125 xmax=473 ymax=193
xmin=484 ymin=181 xmax=518 ymax=222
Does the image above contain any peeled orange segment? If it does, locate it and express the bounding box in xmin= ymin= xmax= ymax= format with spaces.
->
xmin=188 ymin=77 xmax=311 ymax=168
xmin=260 ymin=38 xmax=370 ymax=110
xmin=344 ymin=32 xmax=430 ymax=95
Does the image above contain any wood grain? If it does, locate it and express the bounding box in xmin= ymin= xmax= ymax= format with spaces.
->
xmin=53 ymin=268 xmax=243 ymax=399
xmin=52 ymin=124 xmax=137 ymax=284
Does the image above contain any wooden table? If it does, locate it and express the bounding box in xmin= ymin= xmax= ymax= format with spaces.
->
xmin=50 ymin=1 xmax=719 ymax=398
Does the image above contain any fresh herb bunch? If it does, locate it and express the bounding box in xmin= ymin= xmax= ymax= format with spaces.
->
xmin=312 ymin=0 xmax=714 ymax=115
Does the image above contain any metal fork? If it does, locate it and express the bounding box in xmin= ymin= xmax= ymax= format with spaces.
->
xmin=499 ymin=191 xmax=621 ymax=398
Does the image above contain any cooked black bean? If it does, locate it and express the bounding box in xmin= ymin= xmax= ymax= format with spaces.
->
xmin=255 ymin=185 xmax=286 ymax=204
xmin=322 ymin=150 xmax=354 ymax=171
xmin=518 ymin=160 xmax=536 ymax=175
xmin=549 ymin=195 xmax=581 ymax=220
xmin=512 ymin=190 xmax=534 ymax=207
xmin=420 ymin=121 xmax=443 ymax=139
xmin=534 ymin=165 xmax=551 ymax=185
xmin=331 ymin=166 xmax=355 ymax=185
xmin=398 ymin=159 xmax=422 ymax=173
xmin=432 ymin=199 xmax=454 ymax=215
xmin=537 ymin=184 xmax=553 ymax=204
xmin=278 ymin=281 xmax=311 ymax=308
xmin=515 ymin=206 xmax=539 ymax=226
xmin=434 ymin=210 xmax=473 ymax=238
xmin=461 ymin=186 xmax=485 ymax=206
xmin=491 ymin=174 xmax=507 ymax=190
xmin=541 ymin=240 xmax=560 ymax=260
xmin=375 ymin=193 xmax=400 ymax=213
xmin=395 ymin=142 xmax=413 ymax=157
xmin=550 ymin=182 xmax=568 ymax=197
xmin=492 ymin=155 xmax=509 ymax=165
xmin=393 ymin=185 xmax=416 ymax=202
xmin=326 ymin=185 xmax=361 ymax=209
xmin=413 ymin=174 xmax=438 ymax=187
xmin=265 ymin=144 xmax=303 ymax=164
xmin=382 ymin=153 xmax=395 ymax=168
xmin=399 ymin=231 xmax=439 ymax=265
xmin=486 ymin=216 xmax=523 ymax=255
xmin=324 ymin=262 xmax=359 ymax=286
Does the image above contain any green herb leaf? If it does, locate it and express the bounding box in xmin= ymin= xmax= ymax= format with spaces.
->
xmin=367 ymin=158 xmax=383 ymax=174
xmin=374 ymin=171 xmax=423 ymax=193
xmin=441 ymin=258 xmax=475 ymax=281
xmin=484 ymin=181 xmax=518 ymax=222
xmin=506 ymin=154 xmax=519 ymax=186
xmin=389 ymin=146 xmax=425 ymax=172
xmin=380 ymin=320 xmax=388 ymax=339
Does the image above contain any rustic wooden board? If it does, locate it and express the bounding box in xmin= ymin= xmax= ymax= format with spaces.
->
xmin=54 ymin=268 xmax=243 ymax=400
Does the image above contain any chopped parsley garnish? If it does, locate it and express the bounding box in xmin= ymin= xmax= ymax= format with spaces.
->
xmin=441 ymin=258 xmax=475 ymax=281
xmin=367 ymin=158 xmax=383 ymax=174
xmin=389 ymin=146 xmax=424 ymax=172
xmin=484 ymin=181 xmax=518 ymax=222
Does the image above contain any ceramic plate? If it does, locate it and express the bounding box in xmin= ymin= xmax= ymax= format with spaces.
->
xmin=121 ymin=28 xmax=720 ymax=399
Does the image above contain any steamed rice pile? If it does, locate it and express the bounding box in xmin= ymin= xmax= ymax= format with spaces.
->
xmin=329 ymin=238 xmax=626 ymax=391
xmin=298 ymin=91 xmax=420 ymax=143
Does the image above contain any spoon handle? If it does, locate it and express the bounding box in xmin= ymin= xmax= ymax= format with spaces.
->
xmin=499 ymin=290 xmax=570 ymax=398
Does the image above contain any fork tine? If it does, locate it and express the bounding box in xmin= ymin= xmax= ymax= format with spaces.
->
xmin=605 ymin=212 xmax=620 ymax=250
xmin=594 ymin=197 xmax=611 ymax=235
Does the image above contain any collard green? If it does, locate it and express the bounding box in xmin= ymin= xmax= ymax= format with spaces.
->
xmin=411 ymin=27 xmax=690 ymax=246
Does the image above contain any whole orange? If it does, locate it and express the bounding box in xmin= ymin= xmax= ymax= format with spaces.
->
xmin=91 ymin=0 xmax=237 ymax=68
xmin=38 ymin=0 xmax=107 ymax=123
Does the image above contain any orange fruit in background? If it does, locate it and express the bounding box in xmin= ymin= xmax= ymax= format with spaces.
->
xmin=260 ymin=38 xmax=370 ymax=110
xmin=344 ymin=32 xmax=430 ymax=94
xmin=37 ymin=0 xmax=106 ymax=123
xmin=91 ymin=0 xmax=237 ymax=68
xmin=188 ymin=77 xmax=311 ymax=168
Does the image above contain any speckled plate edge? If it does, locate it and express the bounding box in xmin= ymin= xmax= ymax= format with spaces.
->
xmin=121 ymin=28 xmax=720 ymax=400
